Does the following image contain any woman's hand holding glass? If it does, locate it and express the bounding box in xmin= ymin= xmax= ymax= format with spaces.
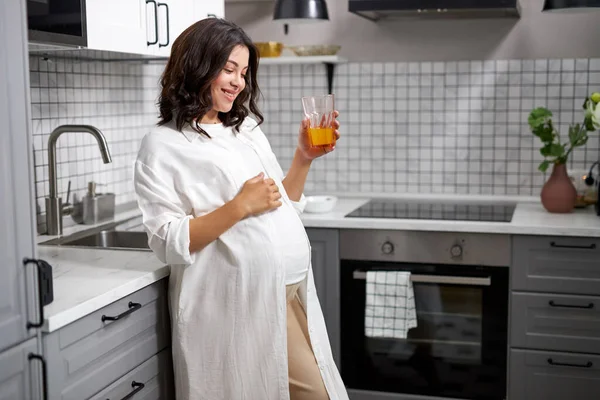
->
xmin=296 ymin=110 xmax=341 ymax=161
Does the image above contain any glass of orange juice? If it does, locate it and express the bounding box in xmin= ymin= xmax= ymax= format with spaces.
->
xmin=301 ymin=94 xmax=336 ymax=149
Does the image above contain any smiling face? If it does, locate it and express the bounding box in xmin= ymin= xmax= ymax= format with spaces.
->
xmin=207 ymin=45 xmax=249 ymax=120
xmin=159 ymin=18 xmax=263 ymax=135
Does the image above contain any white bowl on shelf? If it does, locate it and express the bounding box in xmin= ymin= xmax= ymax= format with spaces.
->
xmin=304 ymin=195 xmax=338 ymax=214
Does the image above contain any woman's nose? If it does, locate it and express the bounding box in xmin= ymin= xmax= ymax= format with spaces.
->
xmin=232 ymin=74 xmax=244 ymax=87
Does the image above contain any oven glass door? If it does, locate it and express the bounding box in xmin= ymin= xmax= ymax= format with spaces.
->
xmin=340 ymin=260 xmax=508 ymax=400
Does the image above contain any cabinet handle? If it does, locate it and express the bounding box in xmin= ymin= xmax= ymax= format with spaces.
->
xmin=28 ymin=353 xmax=48 ymax=400
xmin=548 ymin=300 xmax=594 ymax=309
xmin=207 ymin=13 xmax=217 ymax=18
xmin=158 ymin=3 xmax=170 ymax=48
xmin=550 ymin=241 xmax=596 ymax=250
xmin=101 ymin=302 xmax=142 ymax=322
xmin=547 ymin=358 xmax=593 ymax=368
xmin=110 ymin=381 xmax=145 ymax=400
xmin=146 ymin=0 xmax=158 ymax=45
xmin=23 ymin=258 xmax=53 ymax=329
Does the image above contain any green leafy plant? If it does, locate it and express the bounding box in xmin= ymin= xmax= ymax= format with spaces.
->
xmin=528 ymin=92 xmax=600 ymax=172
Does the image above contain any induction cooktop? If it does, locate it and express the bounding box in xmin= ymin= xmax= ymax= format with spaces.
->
xmin=345 ymin=199 xmax=516 ymax=222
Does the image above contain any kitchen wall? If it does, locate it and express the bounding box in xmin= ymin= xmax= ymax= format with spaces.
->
xmin=258 ymin=58 xmax=600 ymax=195
xmin=225 ymin=0 xmax=600 ymax=62
xmin=29 ymin=51 xmax=158 ymax=234
xmin=29 ymin=52 xmax=600 ymax=233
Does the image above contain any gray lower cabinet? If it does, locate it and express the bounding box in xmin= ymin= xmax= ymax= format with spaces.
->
xmin=1 ymin=1 xmax=45 ymax=399
xmin=510 ymin=235 xmax=600 ymax=400
xmin=0 ymin=337 xmax=41 ymax=400
xmin=1 ymin=5 xmax=43 ymax=399
xmin=90 ymin=348 xmax=174 ymax=400
xmin=306 ymin=228 xmax=341 ymax=367
xmin=306 ymin=228 xmax=339 ymax=304
xmin=43 ymin=279 xmax=171 ymax=400
xmin=509 ymin=349 xmax=600 ymax=400
xmin=510 ymin=292 xmax=600 ymax=355
xmin=512 ymin=235 xmax=600 ymax=295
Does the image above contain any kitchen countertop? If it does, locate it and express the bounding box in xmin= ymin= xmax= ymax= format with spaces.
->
xmin=37 ymin=193 xmax=600 ymax=332
xmin=301 ymin=193 xmax=600 ymax=237
xmin=38 ymin=245 xmax=168 ymax=332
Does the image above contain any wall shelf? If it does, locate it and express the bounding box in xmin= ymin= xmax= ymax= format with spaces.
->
xmin=259 ymin=55 xmax=346 ymax=65
xmin=260 ymin=56 xmax=347 ymax=94
xmin=28 ymin=49 xmax=347 ymax=94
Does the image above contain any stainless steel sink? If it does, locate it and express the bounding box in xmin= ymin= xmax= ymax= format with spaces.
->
xmin=42 ymin=229 xmax=150 ymax=251
xmin=63 ymin=230 xmax=149 ymax=250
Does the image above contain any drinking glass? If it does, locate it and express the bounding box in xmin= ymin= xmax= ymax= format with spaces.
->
xmin=301 ymin=94 xmax=336 ymax=148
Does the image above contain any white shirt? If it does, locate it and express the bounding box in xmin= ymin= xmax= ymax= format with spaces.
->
xmin=199 ymin=123 xmax=310 ymax=285
xmin=133 ymin=117 xmax=349 ymax=400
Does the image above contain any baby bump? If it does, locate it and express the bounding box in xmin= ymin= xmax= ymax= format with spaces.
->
xmin=219 ymin=214 xmax=284 ymax=265
xmin=269 ymin=203 xmax=311 ymax=263
xmin=219 ymin=204 xmax=309 ymax=267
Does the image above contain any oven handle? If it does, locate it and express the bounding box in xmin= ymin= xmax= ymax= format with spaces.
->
xmin=352 ymin=271 xmax=491 ymax=286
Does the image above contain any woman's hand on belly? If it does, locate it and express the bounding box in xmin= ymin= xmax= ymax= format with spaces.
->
xmin=188 ymin=172 xmax=282 ymax=254
xmin=233 ymin=172 xmax=282 ymax=218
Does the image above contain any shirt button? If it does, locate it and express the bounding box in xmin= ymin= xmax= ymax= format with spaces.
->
xmin=320 ymin=365 xmax=325 ymax=371
xmin=309 ymin=328 xmax=314 ymax=333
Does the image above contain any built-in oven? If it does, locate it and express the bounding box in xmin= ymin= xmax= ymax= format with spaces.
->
xmin=27 ymin=0 xmax=87 ymax=47
xmin=339 ymin=229 xmax=510 ymax=400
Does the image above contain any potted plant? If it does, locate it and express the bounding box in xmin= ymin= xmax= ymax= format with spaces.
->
xmin=528 ymin=92 xmax=600 ymax=213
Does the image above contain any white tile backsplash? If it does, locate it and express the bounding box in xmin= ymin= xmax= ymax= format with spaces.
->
xmin=29 ymin=53 xmax=159 ymax=234
xmin=257 ymin=57 xmax=600 ymax=196
xmin=30 ymin=54 xmax=600 ymax=233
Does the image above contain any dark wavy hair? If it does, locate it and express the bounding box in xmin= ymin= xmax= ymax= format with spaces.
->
xmin=157 ymin=18 xmax=263 ymax=138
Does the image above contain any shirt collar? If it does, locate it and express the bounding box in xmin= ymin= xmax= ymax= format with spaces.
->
xmin=182 ymin=121 xmax=229 ymax=142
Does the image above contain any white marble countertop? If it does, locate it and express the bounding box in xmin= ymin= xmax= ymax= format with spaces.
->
xmin=300 ymin=192 xmax=600 ymax=237
xmin=36 ymin=192 xmax=600 ymax=333
xmin=38 ymin=245 xmax=168 ymax=332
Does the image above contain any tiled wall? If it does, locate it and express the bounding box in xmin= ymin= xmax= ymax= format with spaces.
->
xmin=29 ymin=51 xmax=158 ymax=233
xmin=30 ymin=53 xmax=600 ymax=233
xmin=257 ymin=58 xmax=600 ymax=195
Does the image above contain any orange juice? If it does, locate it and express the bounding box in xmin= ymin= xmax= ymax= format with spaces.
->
xmin=308 ymin=127 xmax=335 ymax=147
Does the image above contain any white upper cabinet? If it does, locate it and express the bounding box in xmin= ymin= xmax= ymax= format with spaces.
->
xmin=205 ymin=0 xmax=225 ymax=19
xmin=153 ymin=0 xmax=225 ymax=56
xmin=153 ymin=0 xmax=194 ymax=57
xmin=86 ymin=0 xmax=152 ymax=55
xmin=186 ymin=0 xmax=226 ymax=29
xmin=84 ymin=0 xmax=224 ymax=57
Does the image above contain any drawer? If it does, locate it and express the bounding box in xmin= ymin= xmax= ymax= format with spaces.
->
xmin=512 ymin=235 xmax=600 ymax=295
xmin=509 ymin=349 xmax=600 ymax=400
xmin=44 ymin=279 xmax=171 ymax=400
xmin=510 ymin=292 xmax=600 ymax=354
xmin=91 ymin=348 xmax=174 ymax=400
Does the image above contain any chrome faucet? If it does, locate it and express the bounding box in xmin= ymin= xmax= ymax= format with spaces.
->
xmin=46 ymin=125 xmax=112 ymax=235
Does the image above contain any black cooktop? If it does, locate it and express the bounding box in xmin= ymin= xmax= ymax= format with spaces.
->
xmin=346 ymin=199 xmax=516 ymax=222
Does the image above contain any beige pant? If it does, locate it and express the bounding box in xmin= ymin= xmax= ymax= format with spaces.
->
xmin=286 ymin=283 xmax=329 ymax=400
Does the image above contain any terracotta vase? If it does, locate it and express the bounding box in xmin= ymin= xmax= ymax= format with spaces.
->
xmin=540 ymin=163 xmax=577 ymax=213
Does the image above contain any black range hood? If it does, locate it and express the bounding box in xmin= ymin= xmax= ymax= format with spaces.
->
xmin=349 ymin=0 xmax=521 ymax=21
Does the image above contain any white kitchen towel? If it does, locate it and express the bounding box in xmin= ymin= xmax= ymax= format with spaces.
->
xmin=365 ymin=270 xmax=417 ymax=339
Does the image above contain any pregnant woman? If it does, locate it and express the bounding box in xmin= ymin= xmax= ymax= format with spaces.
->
xmin=133 ymin=17 xmax=348 ymax=400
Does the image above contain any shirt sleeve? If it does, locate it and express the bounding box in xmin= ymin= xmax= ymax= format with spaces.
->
xmin=134 ymin=160 xmax=195 ymax=265
xmin=285 ymin=183 xmax=307 ymax=215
